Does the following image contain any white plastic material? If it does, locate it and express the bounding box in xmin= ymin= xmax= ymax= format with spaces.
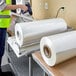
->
xmin=40 ymin=31 xmax=76 ymax=66
xmin=15 ymin=18 xmax=67 ymax=47
xmin=16 ymin=0 xmax=25 ymax=14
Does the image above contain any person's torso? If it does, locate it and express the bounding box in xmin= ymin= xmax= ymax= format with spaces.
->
xmin=0 ymin=0 xmax=11 ymax=28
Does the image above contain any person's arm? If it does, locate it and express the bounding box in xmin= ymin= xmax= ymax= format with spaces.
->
xmin=0 ymin=0 xmax=28 ymax=12
xmin=4 ymin=4 xmax=28 ymax=12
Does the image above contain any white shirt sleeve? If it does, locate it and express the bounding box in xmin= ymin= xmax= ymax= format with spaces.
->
xmin=0 ymin=0 xmax=7 ymax=11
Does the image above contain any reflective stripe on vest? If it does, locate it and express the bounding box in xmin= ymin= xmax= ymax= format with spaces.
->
xmin=0 ymin=15 xmax=10 ymax=18
xmin=0 ymin=0 xmax=11 ymax=28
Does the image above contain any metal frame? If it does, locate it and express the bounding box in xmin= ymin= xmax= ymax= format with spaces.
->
xmin=6 ymin=34 xmax=33 ymax=76
xmin=32 ymin=55 xmax=52 ymax=76
xmin=44 ymin=72 xmax=48 ymax=76
xmin=28 ymin=55 xmax=33 ymax=76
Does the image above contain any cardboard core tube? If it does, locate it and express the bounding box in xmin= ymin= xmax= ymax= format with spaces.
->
xmin=43 ymin=45 xmax=51 ymax=58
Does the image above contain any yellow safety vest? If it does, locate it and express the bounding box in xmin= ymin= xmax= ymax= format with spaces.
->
xmin=0 ymin=0 xmax=11 ymax=28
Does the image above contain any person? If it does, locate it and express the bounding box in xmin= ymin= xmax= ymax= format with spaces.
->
xmin=0 ymin=0 xmax=29 ymax=76
xmin=7 ymin=0 xmax=17 ymax=36
xmin=7 ymin=0 xmax=32 ymax=36
xmin=11 ymin=0 xmax=16 ymax=13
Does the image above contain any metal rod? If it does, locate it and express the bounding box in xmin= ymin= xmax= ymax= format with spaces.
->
xmin=29 ymin=55 xmax=33 ymax=76
xmin=44 ymin=72 xmax=48 ymax=76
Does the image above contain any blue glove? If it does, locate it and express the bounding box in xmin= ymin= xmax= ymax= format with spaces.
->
xmin=21 ymin=2 xmax=32 ymax=15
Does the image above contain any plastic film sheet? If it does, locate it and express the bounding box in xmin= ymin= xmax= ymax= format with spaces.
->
xmin=7 ymin=37 xmax=39 ymax=57
xmin=16 ymin=0 xmax=25 ymax=14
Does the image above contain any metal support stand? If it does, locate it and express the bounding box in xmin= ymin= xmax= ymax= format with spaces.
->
xmin=7 ymin=33 xmax=33 ymax=76
xmin=44 ymin=72 xmax=48 ymax=76
xmin=28 ymin=55 xmax=33 ymax=76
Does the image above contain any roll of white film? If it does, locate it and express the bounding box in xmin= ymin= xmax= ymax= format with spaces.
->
xmin=15 ymin=18 xmax=67 ymax=47
xmin=40 ymin=31 xmax=76 ymax=66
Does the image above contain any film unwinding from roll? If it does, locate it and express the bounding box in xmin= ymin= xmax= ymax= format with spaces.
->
xmin=15 ymin=18 xmax=67 ymax=47
xmin=16 ymin=0 xmax=25 ymax=14
xmin=40 ymin=31 xmax=76 ymax=66
xmin=7 ymin=37 xmax=40 ymax=57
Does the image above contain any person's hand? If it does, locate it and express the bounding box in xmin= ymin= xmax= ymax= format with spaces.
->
xmin=21 ymin=5 xmax=28 ymax=12
xmin=21 ymin=3 xmax=32 ymax=15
